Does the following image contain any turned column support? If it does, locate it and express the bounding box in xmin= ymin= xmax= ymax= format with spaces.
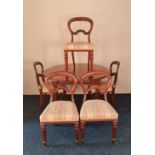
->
xmin=74 ymin=122 xmax=79 ymax=144
xmin=80 ymin=122 xmax=85 ymax=144
xmin=40 ymin=123 xmax=47 ymax=146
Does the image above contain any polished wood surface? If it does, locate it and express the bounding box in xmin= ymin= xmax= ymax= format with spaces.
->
xmin=44 ymin=63 xmax=110 ymax=80
xmin=40 ymin=71 xmax=79 ymax=145
xmin=67 ymin=17 xmax=94 ymax=42
xmin=65 ymin=17 xmax=94 ymax=72
xmin=79 ymin=70 xmax=118 ymax=144
xmin=33 ymin=61 xmax=48 ymax=107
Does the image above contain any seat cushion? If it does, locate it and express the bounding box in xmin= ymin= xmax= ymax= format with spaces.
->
xmin=64 ymin=42 xmax=93 ymax=50
xmin=40 ymin=101 xmax=79 ymax=123
xmin=80 ymin=99 xmax=118 ymax=121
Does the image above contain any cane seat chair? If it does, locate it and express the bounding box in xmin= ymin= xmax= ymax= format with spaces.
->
xmin=80 ymin=71 xmax=118 ymax=144
xmin=64 ymin=17 xmax=94 ymax=73
xmin=33 ymin=61 xmax=48 ymax=107
xmin=39 ymin=71 xmax=79 ymax=145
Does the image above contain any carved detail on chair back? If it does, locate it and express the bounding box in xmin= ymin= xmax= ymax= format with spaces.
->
xmin=45 ymin=71 xmax=78 ymax=102
xmin=110 ymin=61 xmax=120 ymax=91
xmin=80 ymin=71 xmax=112 ymax=101
xmin=67 ymin=17 xmax=94 ymax=42
xmin=33 ymin=61 xmax=45 ymax=89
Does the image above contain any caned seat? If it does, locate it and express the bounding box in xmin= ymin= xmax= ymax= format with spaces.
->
xmin=80 ymin=99 xmax=118 ymax=121
xmin=80 ymin=71 xmax=118 ymax=144
xmin=64 ymin=17 xmax=94 ymax=72
xmin=39 ymin=71 xmax=79 ymax=145
xmin=40 ymin=101 xmax=79 ymax=123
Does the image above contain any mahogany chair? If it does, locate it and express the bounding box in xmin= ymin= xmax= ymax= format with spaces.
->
xmin=108 ymin=61 xmax=120 ymax=108
xmin=33 ymin=61 xmax=49 ymax=107
xmin=64 ymin=17 xmax=94 ymax=73
xmin=80 ymin=71 xmax=118 ymax=144
xmin=39 ymin=71 xmax=79 ymax=145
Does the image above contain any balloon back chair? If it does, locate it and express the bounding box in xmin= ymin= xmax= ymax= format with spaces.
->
xmin=39 ymin=71 xmax=79 ymax=145
xmin=33 ymin=61 xmax=49 ymax=107
xmin=64 ymin=17 xmax=94 ymax=73
xmin=108 ymin=61 xmax=120 ymax=108
xmin=80 ymin=71 xmax=118 ymax=144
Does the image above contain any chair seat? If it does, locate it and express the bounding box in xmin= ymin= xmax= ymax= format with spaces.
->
xmin=64 ymin=42 xmax=93 ymax=50
xmin=80 ymin=99 xmax=118 ymax=121
xmin=40 ymin=101 xmax=79 ymax=123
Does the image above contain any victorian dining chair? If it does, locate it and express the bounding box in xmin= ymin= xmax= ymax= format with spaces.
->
xmin=39 ymin=71 xmax=79 ymax=145
xmin=64 ymin=17 xmax=94 ymax=73
xmin=80 ymin=71 xmax=118 ymax=144
xmin=108 ymin=61 xmax=120 ymax=108
xmin=33 ymin=61 xmax=49 ymax=107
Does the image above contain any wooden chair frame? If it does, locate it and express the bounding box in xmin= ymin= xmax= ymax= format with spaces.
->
xmin=65 ymin=17 xmax=94 ymax=73
xmin=80 ymin=71 xmax=118 ymax=144
xmin=33 ymin=61 xmax=47 ymax=107
xmin=40 ymin=71 xmax=79 ymax=145
xmin=109 ymin=61 xmax=120 ymax=108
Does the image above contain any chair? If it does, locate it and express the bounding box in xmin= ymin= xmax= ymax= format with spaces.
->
xmin=92 ymin=61 xmax=120 ymax=108
xmin=80 ymin=71 xmax=118 ymax=144
xmin=39 ymin=71 xmax=79 ymax=145
xmin=33 ymin=61 xmax=48 ymax=107
xmin=64 ymin=17 xmax=94 ymax=73
xmin=108 ymin=61 xmax=120 ymax=108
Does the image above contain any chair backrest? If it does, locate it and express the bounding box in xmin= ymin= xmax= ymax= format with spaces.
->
xmin=80 ymin=71 xmax=112 ymax=102
xmin=67 ymin=17 xmax=94 ymax=42
xmin=33 ymin=61 xmax=45 ymax=89
xmin=110 ymin=61 xmax=120 ymax=91
xmin=45 ymin=71 xmax=78 ymax=103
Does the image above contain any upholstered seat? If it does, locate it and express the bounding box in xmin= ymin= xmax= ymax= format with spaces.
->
xmin=64 ymin=42 xmax=93 ymax=50
xmin=80 ymin=99 xmax=118 ymax=121
xmin=40 ymin=101 xmax=79 ymax=123
xmin=80 ymin=71 xmax=118 ymax=144
xmin=64 ymin=17 xmax=94 ymax=72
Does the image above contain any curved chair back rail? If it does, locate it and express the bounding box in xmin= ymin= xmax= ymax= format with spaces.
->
xmin=45 ymin=71 xmax=78 ymax=102
xmin=110 ymin=61 xmax=120 ymax=91
xmin=80 ymin=71 xmax=112 ymax=101
xmin=67 ymin=17 xmax=94 ymax=42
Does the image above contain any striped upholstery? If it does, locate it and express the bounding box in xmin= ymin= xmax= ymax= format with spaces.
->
xmin=64 ymin=42 xmax=93 ymax=50
xmin=80 ymin=99 xmax=118 ymax=121
xmin=40 ymin=101 xmax=79 ymax=123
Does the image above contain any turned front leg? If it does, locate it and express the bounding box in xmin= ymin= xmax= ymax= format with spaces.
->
xmin=40 ymin=123 xmax=47 ymax=146
xmin=112 ymin=120 xmax=118 ymax=144
xmin=80 ymin=122 xmax=85 ymax=143
xmin=74 ymin=122 xmax=79 ymax=144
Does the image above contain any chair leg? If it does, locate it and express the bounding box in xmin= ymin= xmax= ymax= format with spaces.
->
xmin=111 ymin=91 xmax=116 ymax=109
xmin=112 ymin=120 xmax=118 ymax=144
xmin=39 ymin=90 xmax=45 ymax=108
xmin=71 ymin=51 xmax=76 ymax=73
xmin=40 ymin=123 xmax=47 ymax=146
xmin=80 ymin=122 xmax=85 ymax=143
xmin=74 ymin=122 xmax=79 ymax=144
